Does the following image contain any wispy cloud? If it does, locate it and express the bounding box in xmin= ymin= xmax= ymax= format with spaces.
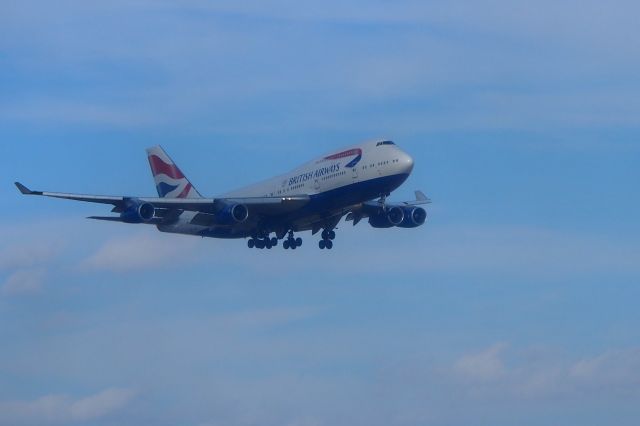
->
xmin=447 ymin=343 xmax=640 ymax=399
xmin=1 ymin=269 xmax=45 ymax=296
xmin=81 ymin=232 xmax=198 ymax=272
xmin=0 ymin=387 xmax=136 ymax=425
xmin=3 ymin=0 xmax=639 ymax=135
xmin=69 ymin=388 xmax=137 ymax=422
xmin=570 ymin=349 xmax=640 ymax=390
xmin=0 ymin=237 xmax=61 ymax=297
xmin=453 ymin=342 xmax=508 ymax=381
xmin=0 ymin=244 xmax=59 ymax=271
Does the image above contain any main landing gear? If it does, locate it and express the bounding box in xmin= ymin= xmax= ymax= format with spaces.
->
xmin=247 ymin=229 xmax=336 ymax=250
xmin=283 ymin=230 xmax=302 ymax=250
xmin=318 ymin=229 xmax=336 ymax=250
xmin=247 ymin=235 xmax=278 ymax=250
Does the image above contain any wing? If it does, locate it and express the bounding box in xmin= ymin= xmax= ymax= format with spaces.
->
xmin=15 ymin=182 xmax=309 ymax=218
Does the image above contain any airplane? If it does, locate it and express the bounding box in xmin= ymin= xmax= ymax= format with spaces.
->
xmin=15 ymin=140 xmax=430 ymax=250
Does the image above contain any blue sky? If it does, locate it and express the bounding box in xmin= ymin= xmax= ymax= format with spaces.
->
xmin=1 ymin=1 xmax=639 ymax=425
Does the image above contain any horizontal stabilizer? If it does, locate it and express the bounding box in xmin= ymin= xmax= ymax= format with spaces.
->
xmin=404 ymin=190 xmax=431 ymax=206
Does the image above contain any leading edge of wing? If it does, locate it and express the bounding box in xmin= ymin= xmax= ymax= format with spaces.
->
xmin=140 ymin=195 xmax=310 ymax=215
xmin=15 ymin=182 xmax=309 ymax=213
xmin=15 ymin=182 xmax=124 ymax=205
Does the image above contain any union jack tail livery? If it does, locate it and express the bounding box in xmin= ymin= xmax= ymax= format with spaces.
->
xmin=146 ymin=146 xmax=202 ymax=198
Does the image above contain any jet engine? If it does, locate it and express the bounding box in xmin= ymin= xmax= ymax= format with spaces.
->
xmin=216 ymin=203 xmax=249 ymax=225
xmin=121 ymin=200 xmax=155 ymax=223
xmin=397 ymin=206 xmax=427 ymax=228
xmin=368 ymin=206 xmax=405 ymax=228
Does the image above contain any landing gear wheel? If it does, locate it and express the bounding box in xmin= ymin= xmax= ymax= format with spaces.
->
xmin=295 ymin=237 xmax=302 ymax=247
xmin=248 ymin=239 xmax=255 ymax=249
xmin=271 ymin=237 xmax=278 ymax=246
xmin=283 ymin=240 xmax=290 ymax=250
xmin=319 ymin=228 xmax=337 ymax=249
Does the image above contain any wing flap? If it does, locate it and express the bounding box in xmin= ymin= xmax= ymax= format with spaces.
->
xmin=87 ymin=216 xmax=164 ymax=225
xmin=233 ymin=195 xmax=310 ymax=215
xmin=190 ymin=213 xmax=216 ymax=226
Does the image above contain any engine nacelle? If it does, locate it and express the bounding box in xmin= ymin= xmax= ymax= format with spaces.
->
xmin=216 ymin=203 xmax=249 ymax=225
xmin=397 ymin=207 xmax=427 ymax=228
xmin=121 ymin=201 xmax=155 ymax=224
xmin=368 ymin=206 xmax=405 ymax=228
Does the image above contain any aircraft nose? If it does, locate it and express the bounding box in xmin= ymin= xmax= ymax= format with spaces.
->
xmin=401 ymin=152 xmax=414 ymax=174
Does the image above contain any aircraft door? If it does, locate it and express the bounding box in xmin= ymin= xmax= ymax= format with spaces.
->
xmin=352 ymin=167 xmax=358 ymax=179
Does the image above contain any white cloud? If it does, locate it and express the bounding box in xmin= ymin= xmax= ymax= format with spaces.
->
xmin=0 ymin=231 xmax=64 ymax=297
xmin=453 ymin=343 xmax=508 ymax=381
xmin=82 ymin=232 xmax=197 ymax=272
xmin=1 ymin=269 xmax=45 ymax=296
xmin=447 ymin=344 xmax=640 ymax=399
xmin=3 ymin=0 xmax=639 ymax=135
xmin=0 ymin=244 xmax=59 ymax=271
xmin=569 ymin=349 xmax=640 ymax=388
xmin=69 ymin=388 xmax=137 ymax=422
xmin=0 ymin=388 xmax=136 ymax=425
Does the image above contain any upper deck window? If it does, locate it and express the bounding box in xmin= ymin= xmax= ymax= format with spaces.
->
xmin=376 ymin=141 xmax=395 ymax=147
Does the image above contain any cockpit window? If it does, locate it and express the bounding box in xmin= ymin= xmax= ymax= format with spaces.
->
xmin=376 ymin=141 xmax=395 ymax=147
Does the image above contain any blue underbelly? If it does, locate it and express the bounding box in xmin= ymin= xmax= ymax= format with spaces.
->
xmin=309 ymin=173 xmax=410 ymax=210
xmin=194 ymin=173 xmax=410 ymax=238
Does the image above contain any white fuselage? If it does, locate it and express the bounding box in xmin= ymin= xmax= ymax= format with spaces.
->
xmin=222 ymin=140 xmax=414 ymax=198
xmin=16 ymin=139 xmax=423 ymax=248
xmin=162 ymin=140 xmax=414 ymax=237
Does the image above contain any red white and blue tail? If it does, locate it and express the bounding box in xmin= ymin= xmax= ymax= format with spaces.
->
xmin=146 ymin=146 xmax=203 ymax=198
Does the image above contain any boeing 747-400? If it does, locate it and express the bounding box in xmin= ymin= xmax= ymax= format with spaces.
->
xmin=16 ymin=140 xmax=429 ymax=250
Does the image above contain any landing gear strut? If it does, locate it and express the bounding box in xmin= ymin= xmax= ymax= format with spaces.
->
xmin=283 ymin=230 xmax=302 ymax=250
xmin=379 ymin=193 xmax=389 ymax=210
xmin=319 ymin=229 xmax=336 ymax=250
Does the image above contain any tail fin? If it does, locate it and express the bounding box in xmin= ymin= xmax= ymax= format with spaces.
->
xmin=146 ymin=146 xmax=203 ymax=198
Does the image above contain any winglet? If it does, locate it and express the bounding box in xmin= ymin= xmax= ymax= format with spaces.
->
xmin=415 ymin=190 xmax=428 ymax=202
xmin=15 ymin=182 xmax=37 ymax=195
